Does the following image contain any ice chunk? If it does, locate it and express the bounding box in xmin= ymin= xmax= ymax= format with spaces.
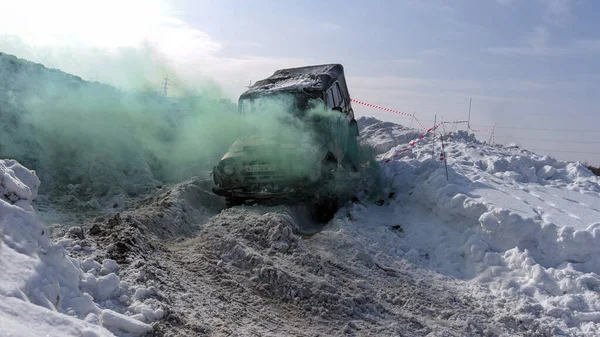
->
xmin=102 ymin=259 xmax=118 ymax=273
xmin=100 ymin=309 xmax=153 ymax=334
xmin=95 ymin=273 xmax=120 ymax=301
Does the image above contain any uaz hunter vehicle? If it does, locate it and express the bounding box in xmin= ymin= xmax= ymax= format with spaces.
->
xmin=212 ymin=64 xmax=360 ymax=219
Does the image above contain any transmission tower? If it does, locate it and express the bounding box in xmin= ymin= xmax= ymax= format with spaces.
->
xmin=160 ymin=75 xmax=170 ymax=97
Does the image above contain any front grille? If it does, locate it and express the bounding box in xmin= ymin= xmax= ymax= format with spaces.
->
xmin=244 ymin=170 xmax=287 ymax=183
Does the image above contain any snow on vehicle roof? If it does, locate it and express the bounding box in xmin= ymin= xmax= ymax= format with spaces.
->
xmin=240 ymin=64 xmax=343 ymax=97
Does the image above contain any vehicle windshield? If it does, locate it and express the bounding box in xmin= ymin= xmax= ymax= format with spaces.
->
xmin=238 ymin=91 xmax=320 ymax=117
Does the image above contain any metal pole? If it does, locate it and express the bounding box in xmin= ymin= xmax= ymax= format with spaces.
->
xmin=432 ymin=115 xmax=436 ymax=159
xmin=467 ymin=97 xmax=472 ymax=132
xmin=488 ymin=123 xmax=497 ymax=144
xmin=409 ymin=112 xmax=415 ymax=129
xmin=441 ymin=133 xmax=449 ymax=181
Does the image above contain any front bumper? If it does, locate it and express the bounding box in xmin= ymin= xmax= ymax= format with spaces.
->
xmin=212 ymin=164 xmax=314 ymax=200
xmin=212 ymin=186 xmax=294 ymax=199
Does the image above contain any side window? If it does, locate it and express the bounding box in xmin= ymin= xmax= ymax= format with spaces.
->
xmin=326 ymin=89 xmax=335 ymax=108
xmin=332 ymin=82 xmax=344 ymax=107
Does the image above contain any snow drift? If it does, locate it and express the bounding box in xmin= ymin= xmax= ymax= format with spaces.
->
xmin=355 ymin=119 xmax=600 ymax=335
xmin=0 ymin=159 xmax=167 ymax=336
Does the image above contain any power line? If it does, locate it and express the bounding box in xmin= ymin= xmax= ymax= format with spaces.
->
xmin=495 ymin=126 xmax=600 ymax=133
xmin=493 ymin=136 xmax=600 ymax=144
xmin=160 ymin=75 xmax=170 ymax=97
xmin=529 ymin=148 xmax=600 ymax=155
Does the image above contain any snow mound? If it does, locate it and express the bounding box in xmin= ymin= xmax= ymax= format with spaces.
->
xmin=368 ymin=122 xmax=600 ymax=335
xmin=357 ymin=116 xmax=423 ymax=154
xmin=0 ymin=159 xmax=165 ymax=336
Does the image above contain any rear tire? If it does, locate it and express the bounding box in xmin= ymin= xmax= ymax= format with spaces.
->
xmin=344 ymin=120 xmax=360 ymax=171
xmin=306 ymin=153 xmax=341 ymax=223
xmin=225 ymin=197 xmax=244 ymax=208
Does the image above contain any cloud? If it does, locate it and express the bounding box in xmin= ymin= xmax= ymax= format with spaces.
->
xmin=406 ymin=1 xmax=456 ymax=13
xmin=496 ymin=0 xmax=517 ymax=5
xmin=539 ymin=0 xmax=574 ymax=25
xmin=391 ymin=59 xmax=423 ymax=65
xmin=485 ymin=33 xmax=600 ymax=57
xmin=573 ymin=39 xmax=600 ymax=52
xmin=485 ymin=28 xmax=566 ymax=56
xmin=349 ymin=75 xmax=570 ymax=97
xmin=497 ymin=0 xmax=575 ymax=24
xmin=484 ymin=46 xmax=565 ymax=56
xmin=419 ymin=48 xmax=447 ymax=56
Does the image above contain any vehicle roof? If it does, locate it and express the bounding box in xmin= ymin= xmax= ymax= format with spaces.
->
xmin=239 ymin=64 xmax=344 ymax=99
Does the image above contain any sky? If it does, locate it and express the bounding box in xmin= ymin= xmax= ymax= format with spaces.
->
xmin=1 ymin=0 xmax=600 ymax=165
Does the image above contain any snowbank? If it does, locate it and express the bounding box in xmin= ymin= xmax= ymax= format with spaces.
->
xmin=357 ymin=116 xmax=423 ymax=155
xmin=359 ymin=125 xmax=600 ymax=334
xmin=0 ymin=159 xmax=159 ymax=336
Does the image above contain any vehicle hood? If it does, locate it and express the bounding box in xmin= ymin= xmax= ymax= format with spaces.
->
xmin=221 ymin=134 xmax=324 ymax=161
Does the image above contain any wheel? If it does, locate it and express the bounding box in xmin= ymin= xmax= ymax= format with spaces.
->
xmin=308 ymin=194 xmax=339 ymax=223
xmin=306 ymin=154 xmax=341 ymax=223
xmin=225 ymin=197 xmax=244 ymax=208
xmin=344 ymin=120 xmax=360 ymax=171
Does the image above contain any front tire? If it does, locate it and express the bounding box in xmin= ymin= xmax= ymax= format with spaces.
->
xmin=309 ymin=194 xmax=339 ymax=223
xmin=225 ymin=197 xmax=244 ymax=208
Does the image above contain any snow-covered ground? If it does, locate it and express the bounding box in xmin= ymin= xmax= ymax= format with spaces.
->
xmin=360 ymin=120 xmax=600 ymax=335
xmin=1 ymin=160 xmax=165 ymax=336
xmin=2 ymin=116 xmax=600 ymax=336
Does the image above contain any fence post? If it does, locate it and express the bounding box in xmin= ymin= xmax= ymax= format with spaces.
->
xmin=409 ymin=112 xmax=415 ymax=129
xmin=441 ymin=133 xmax=449 ymax=181
xmin=432 ymin=115 xmax=436 ymax=159
xmin=467 ymin=97 xmax=472 ymax=132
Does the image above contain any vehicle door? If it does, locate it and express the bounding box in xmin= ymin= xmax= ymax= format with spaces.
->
xmin=324 ymin=83 xmax=349 ymax=164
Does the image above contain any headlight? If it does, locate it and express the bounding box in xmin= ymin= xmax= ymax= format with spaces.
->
xmin=223 ymin=164 xmax=235 ymax=175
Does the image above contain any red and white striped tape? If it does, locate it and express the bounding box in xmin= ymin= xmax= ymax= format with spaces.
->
xmin=384 ymin=122 xmax=444 ymax=163
xmin=412 ymin=115 xmax=428 ymax=131
xmin=350 ymin=97 xmax=493 ymax=163
xmin=351 ymin=98 xmax=470 ymax=128
xmin=350 ymin=98 xmax=413 ymax=117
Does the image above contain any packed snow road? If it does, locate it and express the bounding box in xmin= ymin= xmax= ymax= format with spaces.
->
xmin=3 ymin=117 xmax=600 ymax=336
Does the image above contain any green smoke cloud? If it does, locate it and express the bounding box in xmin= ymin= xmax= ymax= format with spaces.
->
xmin=0 ymin=52 xmax=366 ymax=209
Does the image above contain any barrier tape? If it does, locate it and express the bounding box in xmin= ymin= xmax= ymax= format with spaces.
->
xmin=350 ymin=98 xmax=413 ymax=117
xmin=351 ymin=98 xmax=469 ymax=128
xmin=384 ymin=122 xmax=444 ymax=163
xmin=350 ymin=97 xmax=493 ymax=163
xmin=412 ymin=115 xmax=427 ymax=131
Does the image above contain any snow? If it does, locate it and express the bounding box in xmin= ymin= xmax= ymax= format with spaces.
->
xmin=3 ymin=115 xmax=600 ymax=335
xmin=351 ymin=120 xmax=600 ymax=334
xmin=0 ymin=295 xmax=113 ymax=337
xmin=0 ymin=159 xmax=162 ymax=336
xmin=100 ymin=310 xmax=152 ymax=334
